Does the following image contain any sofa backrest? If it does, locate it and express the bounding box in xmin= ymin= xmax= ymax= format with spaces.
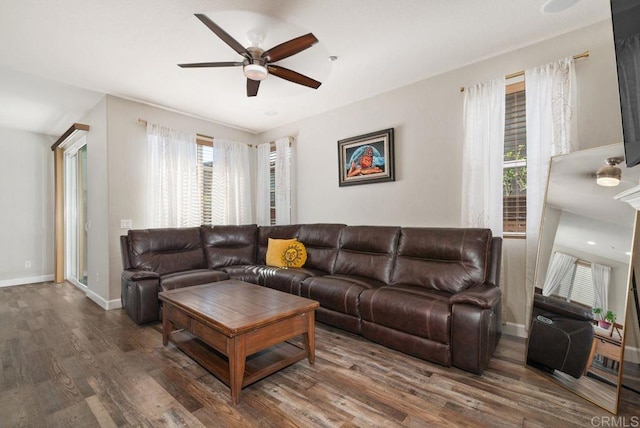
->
xmin=391 ymin=228 xmax=492 ymax=293
xmin=201 ymin=224 xmax=258 ymax=269
xmin=128 ymin=227 xmax=206 ymax=275
xmin=297 ymin=224 xmax=346 ymax=272
xmin=488 ymin=237 xmax=502 ymax=288
xmin=256 ymin=225 xmax=301 ymax=264
xmin=120 ymin=235 xmax=133 ymax=270
xmin=334 ymin=226 xmax=400 ymax=283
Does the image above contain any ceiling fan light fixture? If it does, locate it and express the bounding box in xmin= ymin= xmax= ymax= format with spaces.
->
xmin=181 ymin=15 xmax=321 ymax=96
xmin=541 ymin=0 xmax=580 ymax=14
xmin=596 ymin=157 xmax=623 ymax=187
xmin=243 ymin=64 xmax=268 ymax=81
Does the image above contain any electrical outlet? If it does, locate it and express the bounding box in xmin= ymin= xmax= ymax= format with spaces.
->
xmin=25 ymin=261 xmax=31 ymax=268
xmin=120 ymin=219 xmax=133 ymax=229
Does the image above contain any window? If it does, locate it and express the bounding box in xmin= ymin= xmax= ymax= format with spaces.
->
xmin=267 ymin=140 xmax=292 ymax=225
xmin=256 ymin=138 xmax=292 ymax=226
xmin=503 ymin=81 xmax=527 ymax=234
xmin=557 ymin=261 xmax=595 ymax=307
xmin=197 ymin=138 xmax=213 ymax=225
xmin=269 ymin=144 xmax=276 ymax=225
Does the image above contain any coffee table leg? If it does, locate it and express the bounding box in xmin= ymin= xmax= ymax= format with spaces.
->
xmin=303 ymin=311 xmax=316 ymax=364
xmin=228 ymin=336 xmax=246 ymax=405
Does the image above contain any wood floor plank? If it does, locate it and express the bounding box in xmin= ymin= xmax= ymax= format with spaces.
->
xmin=85 ymin=394 xmax=118 ymax=428
xmin=85 ymin=372 xmax=144 ymax=427
xmin=1 ymin=281 xmax=639 ymax=427
xmin=47 ymin=400 xmax=100 ymax=428
xmin=0 ymin=384 xmax=47 ymax=427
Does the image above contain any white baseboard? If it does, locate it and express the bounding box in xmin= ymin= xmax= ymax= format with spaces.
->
xmin=503 ymin=322 xmax=527 ymax=338
xmin=0 ymin=275 xmax=54 ymax=288
xmin=625 ymin=345 xmax=640 ymax=364
xmin=85 ymin=288 xmax=122 ymax=310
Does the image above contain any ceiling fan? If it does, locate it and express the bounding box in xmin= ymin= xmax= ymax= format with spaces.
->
xmin=178 ymin=14 xmax=322 ymax=97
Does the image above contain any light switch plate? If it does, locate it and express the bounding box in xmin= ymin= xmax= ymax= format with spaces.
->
xmin=120 ymin=219 xmax=133 ymax=229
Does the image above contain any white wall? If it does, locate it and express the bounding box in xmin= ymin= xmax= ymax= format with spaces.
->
xmin=258 ymin=21 xmax=624 ymax=330
xmin=0 ymin=127 xmax=54 ymax=286
xmin=103 ymin=96 xmax=258 ymax=303
xmin=80 ymin=97 xmax=111 ymax=308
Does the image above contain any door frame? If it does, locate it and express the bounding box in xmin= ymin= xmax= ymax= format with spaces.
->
xmin=51 ymin=123 xmax=89 ymax=283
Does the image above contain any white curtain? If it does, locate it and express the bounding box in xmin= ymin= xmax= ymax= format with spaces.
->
xmin=255 ymin=143 xmax=271 ymax=226
xmin=274 ymin=137 xmax=292 ymax=225
xmin=461 ymin=77 xmax=505 ymax=236
xmin=146 ymin=122 xmax=200 ymax=227
xmin=524 ymin=57 xmax=578 ymax=326
xmin=542 ymin=252 xmax=576 ymax=297
xmin=592 ymin=263 xmax=612 ymax=312
xmin=617 ymin=33 xmax=640 ymax=149
xmin=210 ymin=139 xmax=252 ymax=225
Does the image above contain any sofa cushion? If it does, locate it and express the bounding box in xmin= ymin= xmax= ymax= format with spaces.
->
xmin=221 ymin=265 xmax=262 ymax=284
xmin=359 ymin=285 xmax=451 ymax=344
xmin=257 ymin=225 xmax=301 ymax=264
xmin=258 ymin=266 xmax=312 ymax=294
xmin=391 ymin=228 xmax=492 ymax=293
xmin=266 ymin=238 xmax=307 ymax=268
xmin=300 ymin=274 xmax=386 ymax=318
xmin=128 ymin=227 xmax=206 ymax=275
xmin=333 ymin=226 xmax=400 ymax=284
xmin=160 ymin=269 xmax=229 ymax=291
xmin=297 ymin=224 xmax=346 ymax=273
xmin=223 ymin=264 xmax=325 ymax=295
xmin=201 ymin=224 xmax=258 ymax=269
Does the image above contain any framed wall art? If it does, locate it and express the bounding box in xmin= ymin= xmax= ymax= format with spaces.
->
xmin=338 ymin=128 xmax=395 ymax=186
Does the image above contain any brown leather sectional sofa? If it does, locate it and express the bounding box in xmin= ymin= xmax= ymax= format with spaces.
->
xmin=120 ymin=223 xmax=503 ymax=374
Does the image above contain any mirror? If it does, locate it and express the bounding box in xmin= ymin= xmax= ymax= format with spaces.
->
xmin=526 ymin=143 xmax=640 ymax=414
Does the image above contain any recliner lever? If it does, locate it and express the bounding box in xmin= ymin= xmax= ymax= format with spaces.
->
xmin=537 ymin=315 xmax=553 ymax=325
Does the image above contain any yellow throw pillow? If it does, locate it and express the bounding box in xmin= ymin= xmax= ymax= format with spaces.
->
xmin=266 ymin=238 xmax=307 ymax=268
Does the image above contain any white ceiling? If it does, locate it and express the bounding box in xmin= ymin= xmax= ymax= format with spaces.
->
xmin=0 ymin=0 xmax=611 ymax=137
xmin=547 ymin=144 xmax=638 ymax=263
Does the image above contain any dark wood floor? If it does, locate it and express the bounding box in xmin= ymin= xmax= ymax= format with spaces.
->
xmin=1 ymin=282 xmax=638 ymax=427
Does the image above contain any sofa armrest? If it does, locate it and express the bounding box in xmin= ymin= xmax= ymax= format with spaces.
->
xmin=451 ymin=285 xmax=502 ymax=374
xmin=121 ymin=273 xmax=161 ymax=324
xmin=449 ymin=284 xmax=501 ymax=309
xmin=122 ymin=269 xmax=161 ymax=281
xmin=533 ymin=294 xmax=593 ymax=321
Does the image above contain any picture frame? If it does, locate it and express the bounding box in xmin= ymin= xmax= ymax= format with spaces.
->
xmin=338 ymin=128 xmax=395 ymax=187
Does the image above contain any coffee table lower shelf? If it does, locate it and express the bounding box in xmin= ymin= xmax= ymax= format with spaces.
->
xmin=169 ymin=330 xmax=308 ymax=389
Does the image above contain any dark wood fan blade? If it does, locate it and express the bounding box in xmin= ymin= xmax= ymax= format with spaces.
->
xmin=247 ymin=79 xmax=260 ymax=97
xmin=267 ymin=65 xmax=321 ymax=89
xmin=194 ymin=14 xmax=248 ymax=57
xmin=178 ymin=61 xmax=243 ymax=68
xmin=262 ymin=33 xmax=318 ymax=63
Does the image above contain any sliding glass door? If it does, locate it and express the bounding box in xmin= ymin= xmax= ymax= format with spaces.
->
xmin=64 ymin=139 xmax=88 ymax=287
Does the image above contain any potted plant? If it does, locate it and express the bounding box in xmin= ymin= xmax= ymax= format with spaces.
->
xmin=601 ymin=310 xmax=617 ymax=329
xmin=593 ymin=307 xmax=603 ymax=323
xmin=592 ymin=307 xmax=614 ymax=329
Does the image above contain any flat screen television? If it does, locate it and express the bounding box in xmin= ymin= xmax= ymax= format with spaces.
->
xmin=610 ymin=0 xmax=640 ymax=167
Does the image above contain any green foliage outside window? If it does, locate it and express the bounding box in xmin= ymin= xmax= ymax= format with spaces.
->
xmin=503 ymin=143 xmax=527 ymax=196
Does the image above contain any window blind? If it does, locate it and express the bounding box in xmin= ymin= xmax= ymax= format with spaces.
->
xmin=269 ymin=146 xmax=276 ymax=225
xmin=558 ymin=262 xmax=595 ymax=307
xmin=197 ymin=144 xmax=214 ymax=225
xmin=503 ymin=85 xmax=527 ymax=234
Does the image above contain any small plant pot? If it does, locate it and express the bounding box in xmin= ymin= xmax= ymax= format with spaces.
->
xmin=598 ymin=320 xmax=611 ymax=329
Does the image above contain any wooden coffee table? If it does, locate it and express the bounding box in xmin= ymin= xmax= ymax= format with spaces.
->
xmin=158 ymin=280 xmax=319 ymax=405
